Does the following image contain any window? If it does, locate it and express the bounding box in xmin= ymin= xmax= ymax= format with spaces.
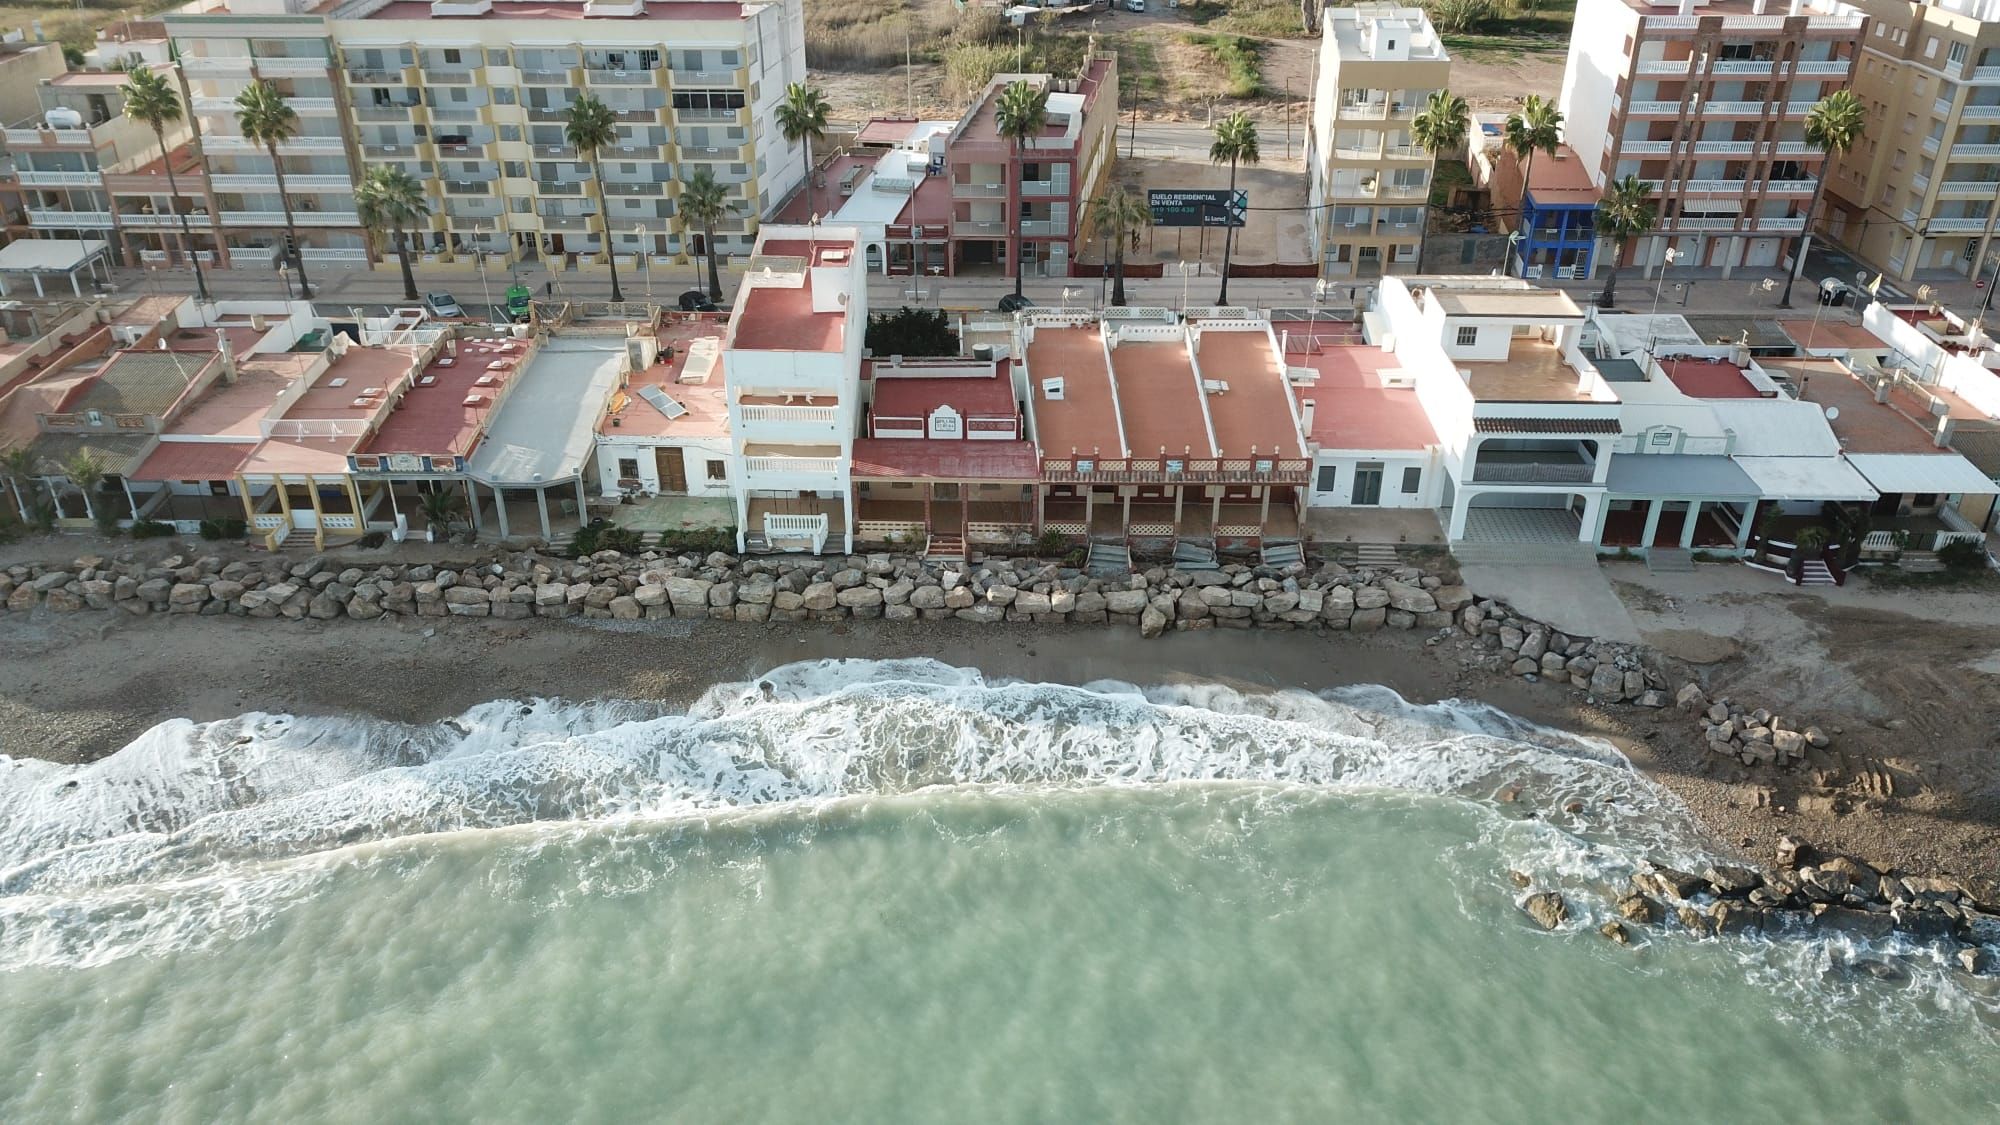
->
xmin=1400 ymin=466 xmax=1421 ymax=494
xmin=1649 ymin=429 xmax=1675 ymax=447
xmin=617 ymin=457 xmax=639 ymax=480
xmin=706 ymin=459 xmax=726 ymax=481
xmin=1455 ymin=325 xmax=1478 ymax=347
xmin=85 ymin=409 xmax=103 ymax=426
xmin=208 ymin=480 xmax=231 ymax=496
xmin=1316 ymin=465 xmax=1338 ymax=491
xmin=1950 ymin=42 xmax=1969 ymax=68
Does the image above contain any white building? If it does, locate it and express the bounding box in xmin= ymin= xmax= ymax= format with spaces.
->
xmin=723 ymin=223 xmax=867 ymax=554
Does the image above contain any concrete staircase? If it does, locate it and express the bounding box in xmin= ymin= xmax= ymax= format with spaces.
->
xmin=1798 ymin=559 xmax=1837 ymax=587
xmin=1087 ymin=540 xmax=1132 ymax=577
xmin=1340 ymin=543 xmax=1401 ymax=569
xmin=1260 ymin=541 xmax=1305 ymax=568
xmin=924 ymin=533 xmax=966 ymax=563
xmin=1173 ymin=540 xmax=1220 ymax=570
xmin=1897 ymin=550 xmax=1945 ymax=574
xmin=1645 ymin=548 xmax=1694 ymax=573
xmin=1448 ymin=539 xmax=1599 ymax=566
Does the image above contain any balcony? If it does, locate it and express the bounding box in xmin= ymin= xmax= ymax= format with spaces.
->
xmin=220 ymin=210 xmax=360 ymax=227
xmin=609 ymin=144 xmax=664 ymax=160
xmin=1020 ymin=219 xmax=1066 ymax=236
xmin=288 ymin=98 xmax=338 ymax=115
xmin=1020 ymin=179 xmax=1066 ymax=197
xmin=16 ymin=169 xmax=101 ymax=188
xmin=536 ymin=180 xmax=585 ymax=195
xmin=1938 ymin=180 xmax=2000 ymax=199
xmin=1952 ymin=144 xmax=2000 ymax=160
xmin=212 ymin=173 xmax=351 ymax=192
xmin=301 ymin=247 xmax=371 ymax=264
xmin=26 ymin=209 xmax=113 ymax=228
xmin=1792 ymin=61 xmax=1850 ymax=76
xmin=203 ymin=135 xmax=345 ymax=156
xmin=586 ymin=68 xmax=659 ymax=85
xmin=181 ymin=56 xmax=254 ymax=78
xmin=670 ymin=67 xmax=743 ymax=86
xmin=354 ymin=103 xmax=420 ymax=122
xmin=1961 ymin=105 xmax=2000 ymax=124
xmin=527 ymin=106 xmax=574 ymax=122
xmin=1971 ymin=66 xmax=2000 ymax=84
xmin=363 ymin=142 xmax=420 ymax=159
xmin=346 ymin=68 xmax=407 ymax=86
xmin=1468 ymin=457 xmax=1594 ymax=484
xmin=428 ymin=106 xmax=484 ymax=124
xmin=953 ymin=219 xmax=1007 ymax=237
xmin=675 ymin=107 xmax=745 ymax=124
xmin=1627 ymin=100 xmax=1816 ymax=116
xmin=1923 ymin=217 xmax=1993 ymax=232
xmin=953 ymin=181 xmax=1005 ymax=198
xmin=251 ymin=56 xmax=329 ymax=77
xmin=743 ymin=453 xmax=843 ymax=489
xmin=534 ymin=143 xmax=579 ymax=159
xmin=604 ymin=181 xmax=666 ymax=196
xmin=539 ymin=214 xmax=599 ymax=231
xmin=520 ymin=67 xmax=576 ymax=85
xmin=736 ymin=404 xmax=842 ymax=442
xmin=443 ymin=181 xmax=494 ymax=196
xmin=436 ymin=143 xmax=488 ymax=159
xmin=116 ymin=212 xmax=205 ymax=229
xmin=1924 ymin=135 xmax=1942 ymax=156
xmin=422 ymin=68 xmax=480 ymax=85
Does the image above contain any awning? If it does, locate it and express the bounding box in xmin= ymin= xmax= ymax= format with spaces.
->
xmin=0 ymin=238 xmax=107 ymax=272
xmin=850 ymin=438 xmax=1039 ymax=481
xmin=1844 ymin=452 xmax=1998 ymax=496
xmin=1733 ymin=456 xmax=1878 ymax=502
xmin=1605 ymin=453 xmax=1760 ymax=499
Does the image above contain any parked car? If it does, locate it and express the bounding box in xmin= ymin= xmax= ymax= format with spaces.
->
xmin=678 ymin=289 xmax=719 ymax=313
xmin=425 ymin=291 xmax=465 ymax=319
xmin=1125 ymin=0 xmax=1146 ymax=10
xmin=997 ymin=293 xmax=1037 ymax=313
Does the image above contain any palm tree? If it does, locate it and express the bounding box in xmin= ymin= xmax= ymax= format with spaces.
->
xmin=0 ymin=444 xmax=39 ymax=521
xmin=564 ymin=93 xmax=624 ymax=303
xmin=419 ymin=486 xmax=466 ymax=541
xmin=1779 ymin=90 xmax=1867 ymax=308
xmin=61 ymin=450 xmax=108 ymax=523
xmin=679 ymin=166 xmax=730 ymax=301
xmin=1410 ymin=89 xmax=1469 ymax=273
xmin=1092 ymin=185 xmax=1152 ymax=307
xmin=775 ymin=82 xmax=831 ymax=225
xmin=234 ymin=79 xmax=310 ymax=297
xmin=1503 ymin=94 xmax=1563 ymax=276
xmin=1411 ymin=88 xmax=1470 ymax=161
xmin=994 ymin=80 xmax=1050 ymax=300
xmin=122 ymin=65 xmax=210 ymax=303
xmin=1593 ymin=175 xmax=1657 ymax=309
xmin=1209 ymin=111 xmax=1260 ymax=305
xmin=356 ymin=166 xmax=431 ymax=301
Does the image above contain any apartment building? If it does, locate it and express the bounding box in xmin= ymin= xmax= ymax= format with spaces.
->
xmin=723 ymin=224 xmax=867 ymax=554
xmin=1468 ymin=123 xmax=1604 ymax=280
xmin=1823 ymin=0 xmax=2000 ymax=287
xmin=161 ymin=2 xmax=369 ymax=273
xmin=1558 ymin=0 xmax=1866 ymax=279
xmin=1306 ymin=7 xmax=1450 ymax=279
xmin=787 ymin=55 xmax=1119 ymax=280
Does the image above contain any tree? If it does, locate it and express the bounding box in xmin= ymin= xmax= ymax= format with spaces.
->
xmin=1092 ymin=185 xmax=1153 ymax=307
xmin=0 ymin=444 xmax=40 ymax=521
xmin=865 ymin=307 xmax=959 ymax=356
xmin=1209 ymin=111 xmax=1260 ymax=305
xmin=564 ymin=93 xmax=625 ymax=303
xmin=1411 ymin=88 xmax=1470 ymax=161
xmin=1593 ymin=175 xmax=1657 ymax=309
xmin=1411 ymin=89 xmax=1469 ymax=273
xmin=419 ymin=486 xmax=466 ymax=539
xmin=1503 ymin=94 xmax=1563 ymax=276
xmin=61 ymin=450 xmax=109 ymax=525
xmin=234 ymin=79 xmax=310 ymax=297
xmin=679 ymin=166 xmax=730 ymax=302
xmin=775 ymin=82 xmax=831 ymax=225
xmin=122 ymin=65 xmax=210 ymax=303
xmin=356 ymin=165 xmax=431 ymax=301
xmin=1779 ymin=90 xmax=1867 ymax=308
xmin=995 ymin=80 xmax=1050 ymax=300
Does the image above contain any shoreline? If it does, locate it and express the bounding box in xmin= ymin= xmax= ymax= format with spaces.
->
xmin=9 ymin=605 xmax=1993 ymax=894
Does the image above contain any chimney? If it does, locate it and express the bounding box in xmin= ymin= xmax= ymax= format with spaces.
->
xmin=1935 ymin=413 xmax=1955 ymax=448
xmin=1873 ymin=378 xmax=1892 ymax=404
xmin=1300 ymin=398 xmax=1316 ymax=433
xmin=217 ymin=329 xmax=238 ymax=385
xmin=1678 ymin=0 xmax=1695 ymax=15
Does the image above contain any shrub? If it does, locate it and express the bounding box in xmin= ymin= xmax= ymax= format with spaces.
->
xmin=657 ymin=527 xmax=738 ymax=555
xmin=1937 ymin=539 xmax=1990 ymax=571
xmin=198 ymin=517 xmax=248 ymax=540
xmin=130 ymin=520 xmax=177 ymax=539
xmin=569 ymin=521 xmax=604 ymax=556
xmin=866 ymin=306 xmax=959 ymax=357
xmin=359 ymin=530 xmax=388 ymax=548
xmin=598 ymin=527 xmax=646 ymax=554
xmin=1423 ymin=0 xmax=1502 ymax=34
xmin=1035 ymin=528 xmax=1072 ymax=558
xmin=1181 ymin=33 xmax=1263 ymax=99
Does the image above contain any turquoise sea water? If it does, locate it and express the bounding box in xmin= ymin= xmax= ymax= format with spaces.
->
xmin=1 ymin=660 xmax=1995 ymax=1123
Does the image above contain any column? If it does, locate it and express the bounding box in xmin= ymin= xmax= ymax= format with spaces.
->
xmin=574 ymin=477 xmax=587 ymax=521
xmin=1082 ymin=488 xmax=1093 ymax=533
xmin=1258 ymin=485 xmax=1271 ymax=526
xmin=842 ymin=489 xmax=855 ymax=554
xmin=1575 ymin=492 xmax=1604 ymax=545
xmin=1172 ymin=484 xmax=1184 ymax=528
xmin=1591 ymin=494 xmax=1612 ymax=546
xmin=1639 ymin=497 xmax=1663 ymax=550
xmin=1734 ymin=500 xmax=1756 ymax=554
xmin=1447 ymin=489 xmax=1470 ymax=540
xmin=536 ymin=487 xmax=551 ymax=540
xmin=494 ymin=486 xmax=511 ymax=538
xmin=1680 ymin=499 xmax=1703 ymax=550
xmin=467 ymin=480 xmax=484 ymax=533
xmin=1210 ymin=489 xmax=1222 ymax=532
xmin=305 ymin=473 xmax=328 ymax=549
xmin=734 ymin=488 xmax=750 ymax=552
xmin=1120 ymin=490 xmax=1131 ymax=529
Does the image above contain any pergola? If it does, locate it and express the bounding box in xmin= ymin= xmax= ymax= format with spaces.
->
xmin=0 ymin=238 xmax=112 ymax=298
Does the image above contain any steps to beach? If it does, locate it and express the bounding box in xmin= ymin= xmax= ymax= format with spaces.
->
xmin=1645 ymin=548 xmax=1694 ymax=574
xmin=1798 ymin=560 xmax=1836 ymax=587
xmin=924 ymin=534 xmax=966 ymax=563
xmin=1341 ymin=543 xmax=1400 ymax=569
xmin=1173 ymin=541 xmax=1220 ymax=570
xmin=1086 ymin=541 xmax=1132 ymax=577
xmin=1260 ymin=541 xmax=1305 ymax=569
xmin=1897 ymin=551 xmax=1944 ymax=574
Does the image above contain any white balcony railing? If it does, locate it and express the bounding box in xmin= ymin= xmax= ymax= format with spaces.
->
xmin=1952 ymin=144 xmax=2000 ymax=159
xmin=1937 ymin=180 xmax=1999 ymax=198
xmin=1923 ymin=217 xmax=1993 ymax=232
xmin=16 ymin=169 xmax=101 ymax=187
xmin=1960 ymin=104 xmax=2000 ymax=122
xmin=211 ymin=173 xmax=353 ymax=192
xmin=220 ymin=210 xmax=360 ymax=227
xmin=745 ymin=455 xmax=842 ymax=480
xmin=301 ymin=247 xmax=372 ymax=263
xmin=250 ymin=56 xmax=329 ymax=76
xmin=26 ymin=209 xmax=112 ymax=228
xmin=116 ymin=212 xmax=204 ymax=229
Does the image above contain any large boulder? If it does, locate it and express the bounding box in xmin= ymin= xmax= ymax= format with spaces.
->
xmin=664 ymin=576 xmax=713 ymax=611
xmin=836 ymin=586 xmax=884 ymax=608
xmin=801 ymin=582 xmax=838 ymax=611
xmin=1522 ymin=892 xmax=1568 ymax=931
xmin=1382 ymin=581 xmax=1436 ymax=614
xmin=1105 ymin=589 xmax=1149 ymax=615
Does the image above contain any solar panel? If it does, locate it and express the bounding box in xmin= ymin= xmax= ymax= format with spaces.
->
xmin=636 ymin=384 xmax=687 ymax=419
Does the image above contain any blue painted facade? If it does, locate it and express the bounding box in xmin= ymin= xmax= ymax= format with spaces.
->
xmin=1513 ymin=189 xmax=1598 ymax=280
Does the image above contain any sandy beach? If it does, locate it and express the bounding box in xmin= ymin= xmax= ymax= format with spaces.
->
xmin=5 ymin=598 xmax=1995 ymax=891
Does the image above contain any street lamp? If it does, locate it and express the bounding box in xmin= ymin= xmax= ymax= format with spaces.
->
xmin=473 ymin=221 xmax=495 ymax=321
xmin=278 ymin=260 xmax=295 ymax=302
xmin=635 ymin=224 xmax=653 ymax=304
xmin=1644 ymin=245 xmax=1680 ymax=365
xmin=1179 ymin=260 xmax=1197 ymax=312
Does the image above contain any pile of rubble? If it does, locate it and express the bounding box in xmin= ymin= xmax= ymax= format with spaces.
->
xmin=1674 ymin=683 xmax=1831 ymax=767
xmin=1453 ymin=599 xmax=1666 ymax=705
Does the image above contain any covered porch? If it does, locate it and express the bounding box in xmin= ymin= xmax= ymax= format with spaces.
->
xmin=0 ymin=238 xmax=113 ymax=298
xmin=1040 ymin=482 xmax=1304 ymax=551
xmin=1596 ymin=454 xmax=1761 ymax=556
xmin=464 ymin=477 xmax=588 ymax=543
xmin=237 ymin=471 xmax=378 ymax=551
xmin=850 ymin=439 xmax=1041 ymax=555
xmin=742 ymin=494 xmax=848 ymax=555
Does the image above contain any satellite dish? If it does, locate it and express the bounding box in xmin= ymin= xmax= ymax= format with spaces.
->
xmin=1824 ymin=406 xmax=1840 ymax=421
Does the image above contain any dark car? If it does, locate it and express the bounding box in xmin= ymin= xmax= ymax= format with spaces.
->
xmin=678 ymin=289 xmax=719 ymax=313
xmin=997 ymin=293 xmax=1037 ymax=313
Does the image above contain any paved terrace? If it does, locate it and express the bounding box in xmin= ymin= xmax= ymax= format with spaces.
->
xmin=1196 ymin=330 xmax=1304 ymax=459
xmin=1028 ymin=326 xmax=1122 ymax=458
xmin=1109 ymin=339 xmax=1213 ymax=458
xmin=1291 ymin=344 xmax=1437 ymax=452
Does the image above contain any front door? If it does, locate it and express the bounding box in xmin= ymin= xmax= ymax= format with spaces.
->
xmin=1351 ymin=462 xmax=1383 ymax=506
xmin=655 ymin=448 xmax=688 ymax=493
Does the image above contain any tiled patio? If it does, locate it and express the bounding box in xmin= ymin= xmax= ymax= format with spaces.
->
xmin=1461 ymin=507 xmax=1583 ymax=544
xmin=618 ymin=495 xmax=735 ymax=532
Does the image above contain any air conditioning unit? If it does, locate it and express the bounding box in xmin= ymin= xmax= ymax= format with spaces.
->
xmin=1041 ymin=376 xmax=1065 ymax=400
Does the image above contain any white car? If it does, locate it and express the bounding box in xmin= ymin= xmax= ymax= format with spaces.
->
xmin=425 ymin=291 xmax=465 ymax=319
xmin=1126 ymin=0 xmax=1146 ymax=11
